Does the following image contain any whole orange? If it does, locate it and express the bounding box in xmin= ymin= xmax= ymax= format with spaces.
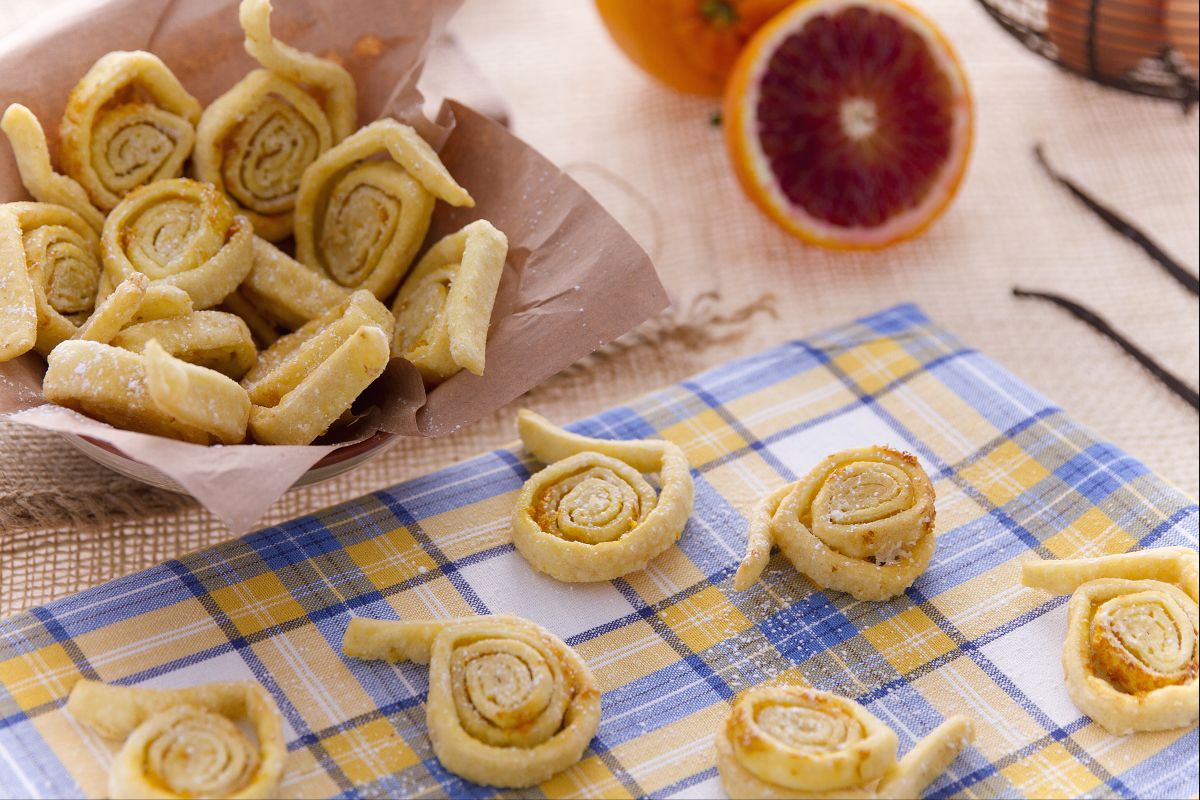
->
xmin=595 ymin=0 xmax=795 ymax=96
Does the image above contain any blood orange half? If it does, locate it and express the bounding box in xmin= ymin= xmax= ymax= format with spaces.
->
xmin=724 ymin=0 xmax=973 ymax=249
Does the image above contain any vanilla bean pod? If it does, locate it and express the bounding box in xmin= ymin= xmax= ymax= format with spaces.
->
xmin=1012 ymin=287 xmax=1199 ymax=411
xmin=1034 ymin=145 xmax=1199 ymax=297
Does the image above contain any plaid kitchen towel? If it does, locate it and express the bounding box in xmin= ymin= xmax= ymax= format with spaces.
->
xmin=0 ymin=304 xmax=1196 ymax=800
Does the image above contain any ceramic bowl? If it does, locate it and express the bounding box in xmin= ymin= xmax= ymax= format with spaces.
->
xmin=60 ymin=430 xmax=399 ymax=494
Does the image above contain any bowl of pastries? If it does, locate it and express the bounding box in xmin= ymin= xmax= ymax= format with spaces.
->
xmin=0 ymin=0 xmax=521 ymax=492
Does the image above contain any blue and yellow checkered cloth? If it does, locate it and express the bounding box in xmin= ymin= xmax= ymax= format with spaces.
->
xmin=1 ymin=304 xmax=1196 ymax=799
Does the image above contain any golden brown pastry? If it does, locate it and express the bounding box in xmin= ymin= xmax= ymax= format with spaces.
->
xmin=511 ymin=409 xmax=694 ymax=582
xmin=59 ymin=51 xmax=201 ymax=212
xmin=74 ymin=273 xmax=150 ymax=344
xmin=344 ymin=614 xmax=601 ymax=789
xmin=67 ymin=679 xmax=285 ymax=800
xmin=1 ymin=105 xmax=105 ymax=231
xmin=0 ymin=207 xmax=37 ymax=361
xmin=100 ymin=178 xmax=253 ymax=310
xmin=193 ymin=0 xmax=358 ymax=240
xmin=735 ymin=446 xmax=936 ymax=600
xmin=143 ymin=339 xmax=251 ymax=445
xmin=716 ymin=685 xmax=974 ymax=799
xmin=294 ymin=119 xmax=474 ymax=301
xmin=44 ymin=340 xmax=218 ymax=444
xmin=1 ymin=201 xmax=105 ymax=360
xmin=242 ymin=290 xmax=393 ymax=444
xmin=1023 ymin=547 xmax=1199 ymax=734
xmin=238 ymin=236 xmax=349 ymax=330
xmin=391 ymin=219 xmax=507 ymax=382
xmin=113 ymin=310 xmax=257 ymax=380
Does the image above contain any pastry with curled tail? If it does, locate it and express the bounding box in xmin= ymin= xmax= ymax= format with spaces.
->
xmin=716 ymin=685 xmax=974 ymax=799
xmin=392 ymin=219 xmax=507 ymax=382
xmin=43 ymin=338 xmax=226 ymax=444
xmin=58 ymin=51 xmax=201 ymax=212
xmin=1022 ymin=547 xmax=1199 ymax=734
xmin=101 ymin=178 xmax=254 ymax=309
xmin=242 ymin=290 xmax=393 ymax=444
xmin=511 ymin=409 xmax=694 ymax=582
xmin=343 ymin=614 xmax=601 ymax=789
xmin=67 ymin=679 xmax=285 ymax=800
xmin=0 ymin=202 xmax=102 ymax=360
xmin=735 ymin=446 xmax=936 ymax=600
xmin=1 ymin=105 xmax=105 ymax=231
xmin=113 ymin=310 xmax=257 ymax=380
xmin=238 ymin=236 xmax=349 ymax=331
xmin=193 ymin=0 xmax=358 ymax=241
xmin=294 ymin=119 xmax=474 ymax=301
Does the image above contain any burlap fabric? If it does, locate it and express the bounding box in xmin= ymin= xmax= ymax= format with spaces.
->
xmin=1 ymin=0 xmax=1197 ymax=617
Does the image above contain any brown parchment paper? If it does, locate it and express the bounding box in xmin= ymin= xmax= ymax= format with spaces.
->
xmin=0 ymin=0 xmax=667 ymax=533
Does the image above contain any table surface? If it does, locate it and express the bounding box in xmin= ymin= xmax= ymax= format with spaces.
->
xmin=1 ymin=0 xmax=1197 ymax=616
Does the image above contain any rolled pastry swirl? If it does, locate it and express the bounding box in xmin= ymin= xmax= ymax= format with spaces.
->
xmin=1022 ymin=547 xmax=1199 ymax=734
xmin=392 ymin=219 xmax=507 ymax=382
xmin=511 ymin=409 xmax=694 ymax=582
xmin=59 ymin=51 xmax=201 ymax=212
xmin=113 ymin=310 xmax=257 ymax=380
xmin=735 ymin=446 xmax=936 ymax=600
xmin=74 ymin=273 xmax=151 ymax=344
xmin=242 ymin=290 xmax=393 ymax=444
xmin=0 ymin=202 xmax=102 ymax=360
xmin=1 ymin=104 xmax=105 ymax=231
xmin=101 ymin=178 xmax=254 ymax=309
xmin=221 ymin=290 xmax=281 ymax=348
xmin=239 ymin=236 xmax=348 ymax=330
xmin=716 ymin=685 xmax=974 ymax=800
xmin=0 ymin=208 xmax=36 ymax=361
xmin=294 ymin=119 xmax=474 ymax=300
xmin=43 ymin=339 xmax=216 ymax=443
xmin=193 ymin=0 xmax=357 ymax=241
xmin=67 ymin=679 xmax=285 ymax=800
xmin=343 ymin=614 xmax=601 ymax=789
xmin=143 ymin=339 xmax=251 ymax=445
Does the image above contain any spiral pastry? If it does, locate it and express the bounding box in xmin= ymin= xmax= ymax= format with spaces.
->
xmin=392 ymin=219 xmax=508 ymax=382
xmin=143 ymin=339 xmax=251 ymax=445
xmin=101 ymin=178 xmax=254 ymax=309
xmin=511 ymin=409 xmax=694 ymax=582
xmin=716 ymin=685 xmax=974 ymax=799
xmin=1 ymin=201 xmax=101 ymax=361
xmin=343 ymin=614 xmax=601 ymax=789
xmin=2 ymin=104 xmax=105 ymax=232
xmin=239 ymin=236 xmax=348 ymax=330
xmin=735 ymin=446 xmax=937 ymax=600
xmin=67 ymin=679 xmax=285 ymax=800
xmin=74 ymin=273 xmax=151 ymax=344
xmin=59 ymin=51 xmax=201 ymax=212
xmin=1022 ymin=547 xmax=1199 ymax=734
xmin=0 ymin=208 xmax=37 ymax=361
xmin=43 ymin=340 xmax=214 ymax=443
xmin=193 ymin=0 xmax=358 ymax=241
xmin=113 ymin=310 xmax=257 ymax=379
xmin=242 ymin=290 xmax=393 ymax=444
xmin=294 ymin=119 xmax=474 ymax=301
